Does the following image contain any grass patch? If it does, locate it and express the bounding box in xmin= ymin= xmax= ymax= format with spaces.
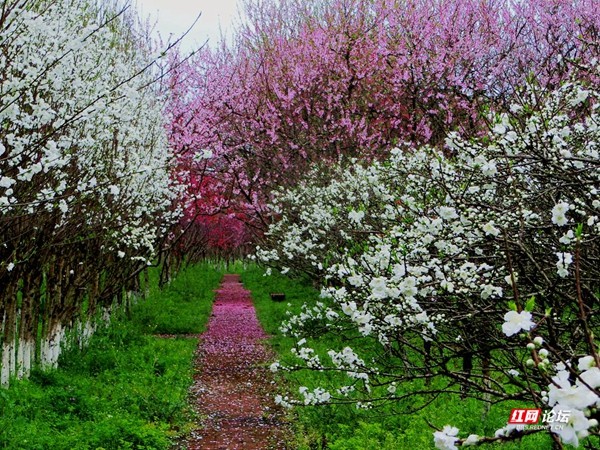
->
xmin=132 ymin=262 xmax=224 ymax=335
xmin=241 ymin=265 xmax=554 ymax=450
xmin=0 ymin=262 xmax=223 ymax=450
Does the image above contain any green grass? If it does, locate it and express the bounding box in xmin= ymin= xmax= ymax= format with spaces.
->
xmin=0 ymin=262 xmax=224 ymax=450
xmin=132 ymin=262 xmax=224 ymax=334
xmin=241 ymin=265 xmax=555 ymax=450
xmin=0 ymin=262 xmax=571 ymax=449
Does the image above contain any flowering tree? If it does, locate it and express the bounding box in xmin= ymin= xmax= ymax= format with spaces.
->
xmin=167 ymin=0 xmax=600 ymax=249
xmin=260 ymin=78 xmax=600 ymax=448
xmin=0 ymin=0 xmax=181 ymax=385
xmin=161 ymin=50 xmax=256 ymax=272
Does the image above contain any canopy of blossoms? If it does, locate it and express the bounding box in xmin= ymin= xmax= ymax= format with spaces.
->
xmin=260 ymin=79 xmax=600 ymax=448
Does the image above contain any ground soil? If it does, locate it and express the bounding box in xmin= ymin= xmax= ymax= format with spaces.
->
xmin=185 ymin=274 xmax=290 ymax=450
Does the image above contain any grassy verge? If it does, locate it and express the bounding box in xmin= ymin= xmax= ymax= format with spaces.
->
xmin=241 ymin=265 xmax=553 ymax=450
xmin=0 ymin=262 xmax=223 ymax=450
xmin=132 ymin=262 xmax=224 ymax=335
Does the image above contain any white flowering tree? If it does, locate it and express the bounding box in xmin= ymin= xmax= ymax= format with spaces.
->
xmin=259 ymin=79 xmax=600 ymax=448
xmin=0 ymin=0 xmax=181 ymax=385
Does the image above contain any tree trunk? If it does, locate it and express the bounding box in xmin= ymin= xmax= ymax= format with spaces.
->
xmin=40 ymin=321 xmax=63 ymax=370
xmin=1 ymin=282 xmax=18 ymax=387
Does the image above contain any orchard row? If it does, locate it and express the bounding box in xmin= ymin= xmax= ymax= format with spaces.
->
xmin=0 ymin=0 xmax=179 ymax=384
xmin=2 ymin=1 xmax=600 ymax=448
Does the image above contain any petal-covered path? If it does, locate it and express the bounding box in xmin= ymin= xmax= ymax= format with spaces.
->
xmin=186 ymin=274 xmax=289 ymax=449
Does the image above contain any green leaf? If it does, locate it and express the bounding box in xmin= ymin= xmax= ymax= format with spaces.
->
xmin=575 ymin=223 xmax=584 ymax=239
xmin=525 ymin=296 xmax=536 ymax=312
xmin=508 ymin=301 xmax=517 ymax=311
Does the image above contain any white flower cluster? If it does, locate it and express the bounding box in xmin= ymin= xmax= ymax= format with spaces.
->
xmin=545 ymin=357 xmax=600 ymax=447
xmin=0 ymin=0 xmax=181 ymax=263
xmin=259 ymin=80 xmax=600 ymax=447
xmin=327 ymin=347 xmax=371 ymax=391
xmin=298 ymin=386 xmax=332 ymax=405
xmin=0 ymin=0 xmax=183 ymax=384
xmin=279 ymin=301 xmax=337 ymax=337
xmin=444 ymin=358 xmax=600 ymax=448
xmin=290 ymin=338 xmax=322 ymax=369
xmin=274 ymin=387 xmax=332 ymax=408
xmin=433 ymin=426 xmax=460 ymax=450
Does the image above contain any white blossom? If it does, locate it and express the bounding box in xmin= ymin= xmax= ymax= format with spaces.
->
xmin=433 ymin=425 xmax=459 ymax=450
xmin=556 ymin=252 xmax=573 ymax=278
xmin=502 ymin=310 xmax=535 ymax=337
xmin=348 ymin=209 xmax=365 ymax=224
xmin=552 ymin=202 xmax=571 ymax=226
xmin=463 ymin=434 xmax=479 ymax=446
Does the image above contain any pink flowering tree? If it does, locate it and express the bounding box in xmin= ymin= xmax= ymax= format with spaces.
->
xmin=162 ymin=53 xmax=255 ymax=272
xmin=167 ymin=0 xmax=599 ymax=252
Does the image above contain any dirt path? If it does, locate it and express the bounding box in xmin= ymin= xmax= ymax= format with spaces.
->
xmin=186 ymin=274 xmax=289 ymax=450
